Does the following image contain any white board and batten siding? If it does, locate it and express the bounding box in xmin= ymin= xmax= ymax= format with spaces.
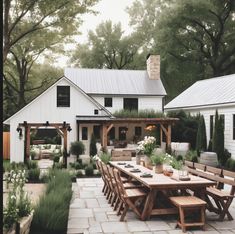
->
xmin=92 ymin=95 xmax=163 ymax=113
xmin=176 ymin=105 xmax=235 ymax=159
xmin=6 ymin=78 xmax=107 ymax=162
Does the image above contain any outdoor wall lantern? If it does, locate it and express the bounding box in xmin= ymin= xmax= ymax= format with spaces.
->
xmin=45 ymin=121 xmax=49 ymax=126
xmin=23 ymin=121 xmax=27 ymax=126
xmin=16 ymin=127 xmax=23 ymax=139
xmin=67 ymin=126 xmax=72 ymax=132
xmin=63 ymin=121 xmax=66 ymax=128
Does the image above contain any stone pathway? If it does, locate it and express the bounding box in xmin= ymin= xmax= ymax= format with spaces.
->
xmin=67 ymin=178 xmax=235 ymax=234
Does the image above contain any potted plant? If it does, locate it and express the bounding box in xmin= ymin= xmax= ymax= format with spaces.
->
xmin=70 ymin=141 xmax=85 ymax=161
xmin=150 ymin=153 xmax=165 ymax=173
xmin=137 ymin=136 xmax=156 ymax=168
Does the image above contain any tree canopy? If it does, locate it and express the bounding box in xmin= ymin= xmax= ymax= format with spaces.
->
xmin=70 ymin=20 xmax=140 ymax=69
xmin=127 ymin=0 xmax=235 ymax=100
xmin=3 ymin=0 xmax=99 ymax=119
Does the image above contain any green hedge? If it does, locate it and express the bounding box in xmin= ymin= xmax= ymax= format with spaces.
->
xmin=30 ymin=169 xmax=72 ymax=234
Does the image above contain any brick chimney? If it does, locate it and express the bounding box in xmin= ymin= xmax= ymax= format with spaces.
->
xmin=146 ymin=54 xmax=160 ymax=80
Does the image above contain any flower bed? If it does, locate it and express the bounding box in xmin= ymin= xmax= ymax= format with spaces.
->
xmin=3 ymin=170 xmax=33 ymax=233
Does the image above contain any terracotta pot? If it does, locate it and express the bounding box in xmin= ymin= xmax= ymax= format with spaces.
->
xmin=154 ymin=164 xmax=163 ymax=174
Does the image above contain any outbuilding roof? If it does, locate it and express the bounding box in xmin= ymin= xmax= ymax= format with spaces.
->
xmin=164 ymin=74 xmax=235 ymax=110
xmin=64 ymin=68 xmax=166 ymax=96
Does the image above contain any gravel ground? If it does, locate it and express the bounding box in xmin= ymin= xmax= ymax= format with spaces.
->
xmin=3 ymin=182 xmax=46 ymax=207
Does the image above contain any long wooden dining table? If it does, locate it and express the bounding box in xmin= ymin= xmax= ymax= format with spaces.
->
xmin=110 ymin=161 xmax=216 ymax=221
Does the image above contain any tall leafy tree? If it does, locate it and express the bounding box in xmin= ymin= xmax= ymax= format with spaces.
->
xmin=127 ymin=0 xmax=235 ymax=100
xmin=3 ymin=0 xmax=99 ymax=118
xmin=3 ymin=0 xmax=98 ymax=62
xmin=70 ymin=20 xmax=140 ymax=69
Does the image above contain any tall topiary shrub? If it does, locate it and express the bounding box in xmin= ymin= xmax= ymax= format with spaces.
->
xmin=212 ymin=110 xmax=219 ymax=152
xmin=196 ymin=115 xmax=207 ymax=155
xmin=212 ymin=110 xmax=225 ymax=165
xmin=70 ymin=141 xmax=85 ymax=161
xmin=89 ymin=133 xmax=97 ymax=157
xmin=217 ymin=117 xmax=225 ymax=165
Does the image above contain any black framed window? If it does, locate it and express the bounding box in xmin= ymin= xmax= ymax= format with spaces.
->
xmin=123 ymin=98 xmax=138 ymax=111
xmin=233 ymin=114 xmax=235 ymax=140
xmin=119 ymin=127 xmax=127 ymax=141
xmin=135 ymin=126 xmax=142 ymax=137
xmin=104 ymin=98 xmax=112 ymax=107
xmin=82 ymin=127 xmax=88 ymax=140
xmin=94 ymin=109 xmax=99 ymax=115
xmin=210 ymin=115 xmax=213 ymax=139
xmin=108 ymin=127 xmax=115 ymax=140
xmin=57 ymin=86 xmax=70 ymax=107
xmin=93 ymin=125 xmax=101 ymax=139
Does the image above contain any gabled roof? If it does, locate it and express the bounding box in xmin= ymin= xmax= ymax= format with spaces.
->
xmin=165 ymin=74 xmax=235 ymax=110
xmin=64 ymin=68 xmax=167 ymax=96
xmin=4 ymin=76 xmax=112 ymax=125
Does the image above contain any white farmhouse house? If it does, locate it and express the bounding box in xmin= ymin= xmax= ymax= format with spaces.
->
xmin=4 ymin=55 xmax=170 ymax=162
xmin=164 ymin=74 xmax=235 ymax=159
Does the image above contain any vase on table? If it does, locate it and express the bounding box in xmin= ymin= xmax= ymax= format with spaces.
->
xmin=136 ymin=154 xmax=141 ymax=165
xmin=144 ymin=155 xmax=152 ymax=168
xmin=154 ymin=164 xmax=163 ymax=174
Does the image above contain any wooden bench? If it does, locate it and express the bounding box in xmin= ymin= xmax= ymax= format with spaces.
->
xmin=169 ymin=196 xmax=206 ymax=233
xmin=111 ymin=150 xmax=132 ymax=161
xmin=184 ymin=161 xmax=235 ymax=221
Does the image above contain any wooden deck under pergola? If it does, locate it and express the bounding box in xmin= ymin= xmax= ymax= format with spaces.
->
xmin=77 ymin=117 xmax=179 ymax=150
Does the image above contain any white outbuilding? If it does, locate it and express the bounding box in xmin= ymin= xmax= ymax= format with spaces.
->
xmin=164 ymin=74 xmax=235 ymax=159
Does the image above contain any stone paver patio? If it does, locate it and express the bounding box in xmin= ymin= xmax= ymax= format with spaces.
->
xmin=67 ymin=178 xmax=235 ymax=234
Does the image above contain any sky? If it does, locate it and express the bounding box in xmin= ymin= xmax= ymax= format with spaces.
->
xmin=55 ymin=0 xmax=135 ymax=67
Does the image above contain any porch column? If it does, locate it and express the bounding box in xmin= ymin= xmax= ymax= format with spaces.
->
xmin=25 ymin=125 xmax=31 ymax=162
xmin=102 ymin=124 xmax=108 ymax=150
xmin=167 ymin=124 xmax=172 ymax=149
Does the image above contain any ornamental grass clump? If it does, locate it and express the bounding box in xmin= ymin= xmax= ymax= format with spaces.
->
xmin=137 ymin=136 xmax=156 ymax=157
xmin=31 ymin=169 xmax=72 ymax=234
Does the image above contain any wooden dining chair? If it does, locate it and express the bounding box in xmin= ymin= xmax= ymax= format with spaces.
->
xmin=113 ymin=168 xmax=147 ymax=221
xmin=96 ymin=160 xmax=107 ymax=193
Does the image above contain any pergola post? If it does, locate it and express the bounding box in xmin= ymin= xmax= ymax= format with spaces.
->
xmin=62 ymin=127 xmax=68 ymax=168
xmin=25 ymin=125 xmax=31 ymax=163
xmin=102 ymin=123 xmax=113 ymax=151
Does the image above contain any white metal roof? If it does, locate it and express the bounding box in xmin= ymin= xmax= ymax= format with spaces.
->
xmin=165 ymin=74 xmax=235 ymax=110
xmin=64 ymin=68 xmax=166 ymax=96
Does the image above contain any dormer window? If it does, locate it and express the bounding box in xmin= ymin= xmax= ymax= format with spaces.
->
xmin=57 ymin=86 xmax=70 ymax=107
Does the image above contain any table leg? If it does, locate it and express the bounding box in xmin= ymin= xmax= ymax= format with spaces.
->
xmin=141 ymin=189 xmax=157 ymax=221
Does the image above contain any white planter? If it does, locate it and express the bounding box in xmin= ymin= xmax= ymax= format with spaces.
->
xmin=200 ymin=152 xmax=218 ymax=167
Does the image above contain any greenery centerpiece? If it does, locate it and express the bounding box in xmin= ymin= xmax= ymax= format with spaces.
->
xmin=137 ymin=136 xmax=156 ymax=168
xmin=150 ymin=153 xmax=165 ymax=173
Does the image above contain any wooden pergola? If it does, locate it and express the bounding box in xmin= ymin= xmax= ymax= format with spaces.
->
xmin=18 ymin=122 xmax=71 ymax=167
xmin=77 ymin=117 xmax=179 ymax=150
